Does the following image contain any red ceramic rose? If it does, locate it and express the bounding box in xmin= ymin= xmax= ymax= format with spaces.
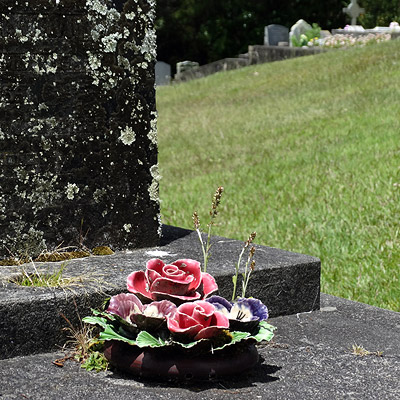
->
xmin=127 ymin=258 xmax=218 ymax=304
xmin=167 ymin=300 xmax=229 ymax=340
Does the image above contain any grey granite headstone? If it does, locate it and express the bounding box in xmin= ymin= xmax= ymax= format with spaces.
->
xmin=155 ymin=61 xmax=171 ymax=86
xmin=0 ymin=0 xmax=160 ymax=258
xmin=264 ymin=24 xmax=289 ymax=46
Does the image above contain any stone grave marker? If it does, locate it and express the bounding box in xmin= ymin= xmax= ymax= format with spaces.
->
xmin=176 ymin=60 xmax=199 ymax=75
xmin=0 ymin=0 xmax=161 ymax=258
xmin=264 ymin=24 xmax=289 ymax=46
xmin=289 ymin=19 xmax=312 ymax=47
xmin=155 ymin=61 xmax=171 ymax=86
xmin=343 ymin=0 xmax=365 ymax=26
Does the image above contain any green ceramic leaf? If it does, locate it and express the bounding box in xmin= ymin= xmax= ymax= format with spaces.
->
xmin=253 ymin=321 xmax=276 ymax=342
xmin=82 ymin=316 xmax=109 ymax=329
xmin=99 ymin=325 xmax=137 ymax=345
xmin=173 ymin=339 xmax=203 ymax=349
xmin=231 ymin=331 xmax=251 ymax=342
xmin=211 ymin=331 xmax=251 ymax=351
xmin=135 ymin=331 xmax=166 ymax=348
xmin=90 ymin=309 xmax=116 ymax=320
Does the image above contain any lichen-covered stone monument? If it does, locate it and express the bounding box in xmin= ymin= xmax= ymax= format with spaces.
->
xmin=0 ymin=0 xmax=160 ymax=258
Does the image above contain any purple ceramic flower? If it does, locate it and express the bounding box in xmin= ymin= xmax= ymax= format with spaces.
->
xmin=230 ymin=298 xmax=269 ymax=322
xmin=107 ymin=293 xmax=143 ymax=320
xmin=206 ymin=295 xmax=268 ymax=332
xmin=106 ymin=293 xmax=176 ymax=331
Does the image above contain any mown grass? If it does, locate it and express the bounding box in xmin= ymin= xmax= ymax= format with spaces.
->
xmin=156 ymin=40 xmax=400 ymax=311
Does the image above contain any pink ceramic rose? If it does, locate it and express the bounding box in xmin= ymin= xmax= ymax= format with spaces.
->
xmin=167 ymin=301 xmax=229 ymax=340
xmin=127 ymin=258 xmax=218 ymax=304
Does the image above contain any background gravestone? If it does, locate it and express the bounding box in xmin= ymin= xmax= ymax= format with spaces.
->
xmin=264 ymin=24 xmax=289 ymax=46
xmin=289 ymin=19 xmax=312 ymax=47
xmin=155 ymin=61 xmax=171 ymax=86
xmin=0 ymin=0 xmax=160 ymax=258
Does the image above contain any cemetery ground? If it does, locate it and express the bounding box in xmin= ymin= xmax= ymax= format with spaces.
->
xmin=157 ymin=39 xmax=400 ymax=312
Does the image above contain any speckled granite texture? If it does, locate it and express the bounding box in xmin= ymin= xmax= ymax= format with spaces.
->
xmin=0 ymin=0 xmax=160 ymax=257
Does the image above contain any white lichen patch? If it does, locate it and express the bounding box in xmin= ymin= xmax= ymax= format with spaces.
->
xmin=148 ymin=164 xmax=161 ymax=203
xmin=101 ymin=32 xmax=122 ymax=53
xmin=140 ymin=29 xmax=157 ymax=62
xmin=86 ymin=0 xmax=108 ymax=16
xmin=66 ymin=183 xmax=79 ymax=200
xmin=15 ymin=29 xmax=28 ymax=43
xmin=119 ymin=126 xmax=136 ymax=145
xmin=156 ymin=213 xmax=162 ymax=237
xmin=148 ymin=111 xmax=157 ymax=146
xmin=18 ymin=173 xmax=61 ymax=210
xmin=6 ymin=220 xmax=46 ymax=257
xmin=125 ymin=12 xmax=136 ymax=20
xmin=123 ymin=223 xmax=132 ymax=233
xmin=87 ymin=52 xmax=102 ymax=70
xmin=117 ymin=55 xmax=130 ymax=70
xmin=38 ymin=103 xmax=49 ymax=111
xmin=93 ymin=188 xmax=107 ymax=203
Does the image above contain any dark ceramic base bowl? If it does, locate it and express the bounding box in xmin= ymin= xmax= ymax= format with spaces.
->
xmin=104 ymin=340 xmax=259 ymax=381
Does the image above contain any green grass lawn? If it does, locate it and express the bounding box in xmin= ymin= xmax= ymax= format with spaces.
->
xmin=156 ymin=40 xmax=400 ymax=311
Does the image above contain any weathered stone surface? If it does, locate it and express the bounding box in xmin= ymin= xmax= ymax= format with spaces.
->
xmin=248 ymin=45 xmax=325 ymax=65
xmin=174 ymin=58 xmax=249 ymax=82
xmin=0 ymin=225 xmax=320 ymax=359
xmin=0 ymin=294 xmax=399 ymax=399
xmin=0 ymin=0 xmax=160 ymax=258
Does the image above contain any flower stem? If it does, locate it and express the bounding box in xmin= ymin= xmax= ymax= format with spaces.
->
xmin=232 ymin=246 xmax=245 ymax=301
xmin=242 ymin=250 xmax=255 ymax=298
xmin=203 ymin=223 xmax=213 ymax=273
xmin=192 ymin=187 xmax=224 ymax=273
xmin=195 ymin=228 xmax=208 ymax=273
xmin=232 ymin=232 xmax=256 ymax=301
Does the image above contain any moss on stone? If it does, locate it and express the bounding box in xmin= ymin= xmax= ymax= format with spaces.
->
xmin=0 ymin=259 xmax=27 ymax=266
xmin=91 ymin=246 xmax=114 ymax=256
xmin=35 ymin=251 xmax=90 ymax=262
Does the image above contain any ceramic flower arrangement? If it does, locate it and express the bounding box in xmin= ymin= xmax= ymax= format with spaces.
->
xmin=83 ymin=187 xmax=275 ymax=379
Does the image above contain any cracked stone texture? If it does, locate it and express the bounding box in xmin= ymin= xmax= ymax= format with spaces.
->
xmin=0 ymin=226 xmax=320 ymax=359
xmin=0 ymin=0 xmax=160 ymax=257
xmin=0 ymin=294 xmax=399 ymax=399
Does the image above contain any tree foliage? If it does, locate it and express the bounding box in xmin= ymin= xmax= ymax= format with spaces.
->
xmin=359 ymin=0 xmax=400 ymax=28
xmin=155 ymin=1 xmax=399 ymax=69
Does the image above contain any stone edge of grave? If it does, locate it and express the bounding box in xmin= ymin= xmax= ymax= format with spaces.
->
xmin=0 ymin=225 xmax=320 ymax=359
xmin=0 ymin=293 xmax=399 ymax=399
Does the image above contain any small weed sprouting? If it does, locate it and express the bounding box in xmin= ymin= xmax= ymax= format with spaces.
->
xmin=81 ymin=351 xmax=109 ymax=372
xmin=57 ymin=311 xmax=109 ymax=373
xmin=9 ymin=254 xmax=109 ymax=291
xmin=1 ymin=241 xmax=113 ymax=267
xmin=10 ymin=260 xmax=84 ymax=288
xmin=351 ymin=344 xmax=383 ymax=357
xmin=192 ymin=186 xmax=224 ymax=273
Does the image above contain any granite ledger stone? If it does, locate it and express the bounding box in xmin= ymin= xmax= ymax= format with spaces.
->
xmin=0 ymin=0 xmax=160 ymax=257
